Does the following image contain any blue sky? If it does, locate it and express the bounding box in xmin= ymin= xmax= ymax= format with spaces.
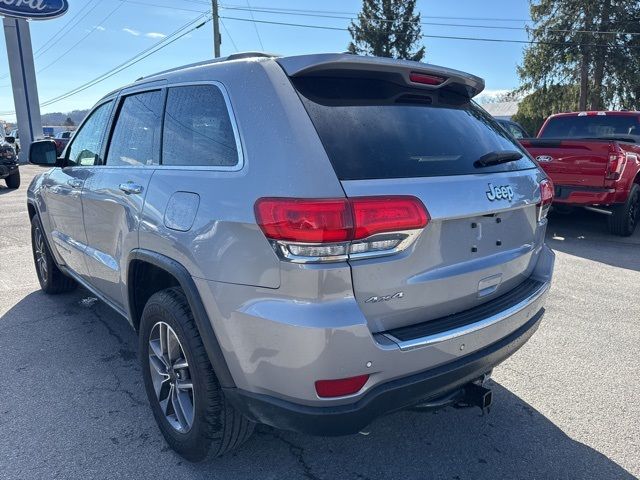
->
xmin=0 ymin=0 xmax=532 ymax=122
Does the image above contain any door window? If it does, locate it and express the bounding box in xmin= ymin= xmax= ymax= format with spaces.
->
xmin=107 ymin=90 xmax=163 ymax=167
xmin=66 ymin=101 xmax=113 ymax=166
xmin=162 ymin=85 xmax=239 ymax=167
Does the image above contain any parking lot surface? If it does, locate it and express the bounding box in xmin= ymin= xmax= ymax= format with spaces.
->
xmin=1 ymin=166 xmax=638 ymax=479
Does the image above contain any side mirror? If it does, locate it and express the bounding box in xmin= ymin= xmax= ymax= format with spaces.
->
xmin=29 ymin=140 xmax=63 ymax=167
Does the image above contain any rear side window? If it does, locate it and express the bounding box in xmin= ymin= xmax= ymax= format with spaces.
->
xmin=540 ymin=115 xmax=640 ymax=139
xmin=162 ymin=85 xmax=239 ymax=167
xmin=294 ymin=77 xmax=535 ymax=180
xmin=67 ymin=101 xmax=113 ymax=167
xmin=107 ymin=90 xmax=163 ymax=167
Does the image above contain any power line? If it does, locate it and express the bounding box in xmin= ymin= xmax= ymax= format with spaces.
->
xmin=245 ymin=0 xmax=264 ymax=50
xmin=219 ymin=16 xmax=640 ymax=49
xmin=215 ymin=4 xmax=640 ymax=38
xmin=36 ymin=2 xmax=125 ymax=75
xmin=0 ymin=13 xmax=212 ymax=116
xmin=220 ymin=19 xmax=239 ymax=52
xmin=118 ymin=0 xmax=208 ymax=13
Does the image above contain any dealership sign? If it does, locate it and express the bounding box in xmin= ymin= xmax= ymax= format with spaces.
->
xmin=0 ymin=0 xmax=68 ymax=20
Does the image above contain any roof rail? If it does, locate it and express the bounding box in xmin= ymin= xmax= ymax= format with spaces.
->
xmin=136 ymin=51 xmax=278 ymax=82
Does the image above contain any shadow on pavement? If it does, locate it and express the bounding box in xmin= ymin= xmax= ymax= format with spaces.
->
xmin=546 ymin=208 xmax=640 ymax=272
xmin=0 ymin=289 xmax=635 ymax=479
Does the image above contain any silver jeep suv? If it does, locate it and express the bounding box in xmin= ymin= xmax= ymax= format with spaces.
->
xmin=27 ymin=52 xmax=554 ymax=461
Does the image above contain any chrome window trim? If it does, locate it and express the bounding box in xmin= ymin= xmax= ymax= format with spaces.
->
xmin=156 ymin=80 xmax=245 ymax=172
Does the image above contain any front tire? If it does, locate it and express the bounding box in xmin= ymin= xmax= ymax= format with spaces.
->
xmin=608 ymin=184 xmax=640 ymax=237
xmin=31 ymin=215 xmax=77 ymax=294
xmin=139 ymin=287 xmax=254 ymax=461
xmin=5 ymin=171 xmax=20 ymax=189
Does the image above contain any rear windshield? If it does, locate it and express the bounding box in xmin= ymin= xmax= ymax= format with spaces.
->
xmin=294 ymin=77 xmax=535 ymax=180
xmin=540 ymin=115 xmax=640 ymax=139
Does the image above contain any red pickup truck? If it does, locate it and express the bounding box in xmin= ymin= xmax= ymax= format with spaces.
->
xmin=520 ymin=111 xmax=640 ymax=236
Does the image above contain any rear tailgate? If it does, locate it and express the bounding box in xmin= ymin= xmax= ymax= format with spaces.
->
xmin=279 ymin=55 xmax=547 ymax=333
xmin=521 ymin=138 xmax=613 ymax=188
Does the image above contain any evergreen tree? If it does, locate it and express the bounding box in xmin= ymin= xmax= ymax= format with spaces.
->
xmin=518 ymin=0 xmax=640 ymax=111
xmin=63 ymin=116 xmax=75 ymax=128
xmin=348 ymin=0 xmax=425 ymax=61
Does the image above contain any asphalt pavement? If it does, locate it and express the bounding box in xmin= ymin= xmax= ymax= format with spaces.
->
xmin=1 ymin=166 xmax=638 ymax=479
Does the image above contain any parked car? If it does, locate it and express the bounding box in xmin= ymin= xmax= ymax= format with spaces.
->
xmin=8 ymin=129 xmax=19 ymax=154
xmin=496 ymin=119 xmax=530 ymax=139
xmin=52 ymin=130 xmax=73 ymax=155
xmin=26 ymin=52 xmax=555 ymax=461
xmin=0 ymin=136 xmax=19 ymax=188
xmin=520 ymin=111 xmax=640 ymax=236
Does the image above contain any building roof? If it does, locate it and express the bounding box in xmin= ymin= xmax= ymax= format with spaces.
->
xmin=481 ymin=101 xmax=519 ymax=118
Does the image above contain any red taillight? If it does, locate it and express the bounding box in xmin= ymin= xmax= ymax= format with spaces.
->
xmin=315 ymin=375 xmax=369 ymax=398
xmin=409 ymin=71 xmax=446 ymax=86
xmin=606 ymin=153 xmax=626 ymax=180
xmin=351 ymin=197 xmax=429 ymax=240
xmin=254 ymin=198 xmax=352 ymax=243
xmin=538 ymin=179 xmax=554 ymax=221
xmin=255 ymin=197 xmax=429 ymax=262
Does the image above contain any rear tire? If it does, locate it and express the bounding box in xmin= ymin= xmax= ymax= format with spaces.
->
xmin=608 ymin=184 xmax=640 ymax=237
xmin=31 ymin=215 xmax=77 ymax=294
xmin=139 ymin=287 xmax=254 ymax=461
xmin=5 ymin=171 xmax=20 ymax=189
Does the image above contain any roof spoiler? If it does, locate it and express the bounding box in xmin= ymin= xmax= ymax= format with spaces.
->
xmin=277 ymin=53 xmax=485 ymax=99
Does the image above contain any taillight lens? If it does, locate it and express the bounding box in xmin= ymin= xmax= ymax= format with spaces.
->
xmin=606 ymin=153 xmax=626 ymax=180
xmin=409 ymin=72 xmax=446 ymax=86
xmin=538 ymin=179 xmax=554 ymax=221
xmin=315 ymin=375 xmax=369 ymax=398
xmin=255 ymin=196 xmax=429 ymax=263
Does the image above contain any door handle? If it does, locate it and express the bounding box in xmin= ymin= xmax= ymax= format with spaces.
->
xmin=67 ymin=179 xmax=83 ymax=188
xmin=119 ymin=183 xmax=143 ymax=195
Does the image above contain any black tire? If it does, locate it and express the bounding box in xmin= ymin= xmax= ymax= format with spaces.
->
xmin=139 ymin=287 xmax=254 ymax=461
xmin=5 ymin=171 xmax=20 ymax=189
xmin=608 ymin=184 xmax=640 ymax=237
xmin=31 ymin=215 xmax=77 ymax=294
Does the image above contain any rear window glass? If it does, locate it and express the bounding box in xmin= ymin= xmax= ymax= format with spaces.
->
xmin=294 ymin=77 xmax=535 ymax=180
xmin=540 ymin=115 xmax=640 ymax=139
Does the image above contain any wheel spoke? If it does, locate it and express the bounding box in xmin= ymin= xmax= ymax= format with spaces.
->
xmin=160 ymin=385 xmax=174 ymax=415
xmin=173 ymin=358 xmax=188 ymax=370
xmin=172 ymin=388 xmax=193 ymax=431
xmin=176 ymin=379 xmax=193 ymax=390
xmin=149 ymin=339 xmax=169 ymax=370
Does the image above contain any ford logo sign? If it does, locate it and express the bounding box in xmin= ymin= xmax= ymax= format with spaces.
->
xmin=536 ymin=155 xmax=554 ymax=163
xmin=0 ymin=0 xmax=68 ymax=20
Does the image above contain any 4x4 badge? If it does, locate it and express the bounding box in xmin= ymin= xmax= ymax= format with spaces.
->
xmin=365 ymin=292 xmax=404 ymax=304
xmin=486 ymin=183 xmax=514 ymax=202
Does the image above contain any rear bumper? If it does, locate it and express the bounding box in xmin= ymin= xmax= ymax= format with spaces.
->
xmin=225 ymin=308 xmax=545 ymax=435
xmin=553 ymin=184 xmax=618 ymax=205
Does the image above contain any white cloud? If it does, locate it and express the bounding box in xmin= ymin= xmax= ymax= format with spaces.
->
xmin=94 ymin=26 xmax=106 ymax=32
xmin=145 ymin=32 xmax=166 ymax=39
xmin=476 ymin=89 xmax=512 ymax=105
xmin=122 ymin=28 xmax=141 ymax=36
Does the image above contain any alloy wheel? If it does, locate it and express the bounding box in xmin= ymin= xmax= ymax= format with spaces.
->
xmin=34 ymin=226 xmax=48 ymax=285
xmin=148 ymin=322 xmax=195 ymax=433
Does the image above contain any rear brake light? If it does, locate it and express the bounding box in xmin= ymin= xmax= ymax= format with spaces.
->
xmin=409 ymin=72 xmax=446 ymax=86
xmin=255 ymin=196 xmax=429 ymax=263
xmin=315 ymin=375 xmax=369 ymax=398
xmin=538 ymin=179 xmax=554 ymax=221
xmin=606 ymin=153 xmax=626 ymax=180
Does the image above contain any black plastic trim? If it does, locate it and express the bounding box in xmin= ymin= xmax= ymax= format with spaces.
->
xmin=127 ymin=249 xmax=236 ymax=388
xmin=224 ymin=308 xmax=545 ymax=436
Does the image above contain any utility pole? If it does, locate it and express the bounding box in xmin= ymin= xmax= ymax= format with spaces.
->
xmin=212 ymin=0 xmax=221 ymax=57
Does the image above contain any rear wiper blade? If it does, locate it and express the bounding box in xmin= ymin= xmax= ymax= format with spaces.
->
xmin=474 ymin=150 xmax=523 ymax=168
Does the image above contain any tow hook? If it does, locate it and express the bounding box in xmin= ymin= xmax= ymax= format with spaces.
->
xmin=459 ymin=383 xmax=493 ymax=413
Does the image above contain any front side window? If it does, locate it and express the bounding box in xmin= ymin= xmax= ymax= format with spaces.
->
xmin=162 ymin=85 xmax=239 ymax=167
xmin=107 ymin=90 xmax=163 ymax=167
xmin=66 ymin=101 xmax=113 ymax=166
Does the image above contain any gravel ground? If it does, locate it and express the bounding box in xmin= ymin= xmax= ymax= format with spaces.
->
xmin=0 ymin=166 xmax=638 ymax=480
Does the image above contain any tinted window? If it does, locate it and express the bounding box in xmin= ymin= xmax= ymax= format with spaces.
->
xmin=295 ymin=77 xmax=535 ymax=180
xmin=107 ymin=90 xmax=163 ymax=167
xmin=67 ymin=102 xmax=112 ymax=166
xmin=162 ymin=85 xmax=239 ymax=167
xmin=540 ymin=115 xmax=640 ymax=139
